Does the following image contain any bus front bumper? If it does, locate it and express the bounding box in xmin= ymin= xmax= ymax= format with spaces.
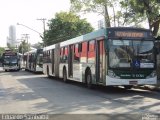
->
xmin=3 ymin=66 xmax=19 ymax=70
xmin=106 ymin=76 xmax=157 ymax=86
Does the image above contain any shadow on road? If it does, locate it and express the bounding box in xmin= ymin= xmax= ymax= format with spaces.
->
xmin=2 ymin=70 xmax=158 ymax=115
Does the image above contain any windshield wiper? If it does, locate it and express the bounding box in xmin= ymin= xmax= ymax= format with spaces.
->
xmin=137 ymin=38 xmax=145 ymax=55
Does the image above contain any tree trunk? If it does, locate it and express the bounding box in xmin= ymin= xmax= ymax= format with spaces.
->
xmin=152 ymin=20 xmax=160 ymax=37
xmin=104 ymin=4 xmax=111 ymax=27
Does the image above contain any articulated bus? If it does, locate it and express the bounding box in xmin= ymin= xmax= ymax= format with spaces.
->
xmin=24 ymin=49 xmax=43 ymax=73
xmin=43 ymin=27 xmax=157 ymax=89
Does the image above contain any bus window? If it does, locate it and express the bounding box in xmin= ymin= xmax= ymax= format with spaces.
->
xmin=64 ymin=47 xmax=68 ymax=61
xmin=78 ymin=43 xmax=82 ymax=53
xmin=81 ymin=42 xmax=87 ymax=63
xmin=60 ymin=47 xmax=68 ymax=63
xmin=88 ymin=40 xmax=95 ymax=63
xmin=74 ymin=44 xmax=80 ymax=62
xmin=89 ymin=40 xmax=95 ymax=52
xmin=48 ymin=51 xmax=50 ymax=56
xmin=60 ymin=48 xmax=63 ymax=63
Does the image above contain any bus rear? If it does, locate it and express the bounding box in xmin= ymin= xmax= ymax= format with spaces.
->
xmin=106 ymin=28 xmax=157 ymax=88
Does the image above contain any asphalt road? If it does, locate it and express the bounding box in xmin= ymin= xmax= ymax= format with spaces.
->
xmin=0 ymin=68 xmax=160 ymax=119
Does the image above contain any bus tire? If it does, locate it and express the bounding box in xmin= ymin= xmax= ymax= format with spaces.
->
xmin=86 ymin=70 xmax=93 ymax=89
xmin=124 ymin=85 xmax=133 ymax=90
xmin=63 ymin=68 xmax=67 ymax=83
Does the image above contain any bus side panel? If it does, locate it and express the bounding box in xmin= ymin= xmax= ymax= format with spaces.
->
xmin=81 ymin=42 xmax=88 ymax=83
xmin=43 ymin=63 xmax=47 ymax=75
xmin=59 ymin=63 xmax=68 ymax=78
xmin=102 ymin=39 xmax=107 ymax=86
xmin=72 ymin=44 xmax=83 ymax=82
xmin=87 ymin=40 xmax=96 ymax=84
xmin=43 ymin=50 xmax=51 ymax=75
xmin=55 ymin=44 xmax=60 ymax=77
xmin=96 ymin=39 xmax=106 ymax=85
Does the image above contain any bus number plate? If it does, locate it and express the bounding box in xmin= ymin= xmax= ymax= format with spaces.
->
xmin=129 ymin=81 xmax=138 ymax=85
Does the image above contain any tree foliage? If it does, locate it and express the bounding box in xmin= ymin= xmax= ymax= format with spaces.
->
xmin=44 ymin=12 xmax=94 ymax=45
xmin=18 ymin=40 xmax=30 ymax=54
xmin=70 ymin=0 xmax=123 ymax=27
xmin=7 ymin=43 xmax=18 ymax=53
xmin=70 ymin=0 xmax=160 ymax=36
xmin=0 ymin=47 xmax=5 ymax=56
xmin=121 ymin=0 xmax=160 ymax=36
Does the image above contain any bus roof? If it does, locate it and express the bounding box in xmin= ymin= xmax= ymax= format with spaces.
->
xmin=24 ymin=48 xmax=43 ymax=54
xmin=43 ymin=27 xmax=152 ymax=51
xmin=43 ymin=44 xmax=56 ymax=51
xmin=60 ymin=28 xmax=106 ymax=47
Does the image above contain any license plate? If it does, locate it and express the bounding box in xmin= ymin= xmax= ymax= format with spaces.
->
xmin=129 ymin=81 xmax=138 ymax=85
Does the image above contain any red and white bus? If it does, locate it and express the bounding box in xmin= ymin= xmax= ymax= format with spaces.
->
xmin=43 ymin=27 xmax=157 ymax=89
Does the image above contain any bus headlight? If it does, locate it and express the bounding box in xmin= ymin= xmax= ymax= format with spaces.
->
xmin=146 ymin=71 xmax=156 ymax=79
xmin=108 ymin=70 xmax=120 ymax=78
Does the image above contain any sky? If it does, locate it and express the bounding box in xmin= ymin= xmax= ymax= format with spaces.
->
xmin=0 ymin=0 xmax=103 ymax=47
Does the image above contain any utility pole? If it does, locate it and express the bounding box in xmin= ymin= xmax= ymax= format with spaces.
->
xmin=37 ymin=18 xmax=46 ymax=35
xmin=37 ymin=18 xmax=47 ymax=47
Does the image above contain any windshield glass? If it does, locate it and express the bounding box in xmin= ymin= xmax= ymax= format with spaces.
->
xmin=4 ymin=56 xmax=18 ymax=64
xmin=109 ymin=39 xmax=155 ymax=69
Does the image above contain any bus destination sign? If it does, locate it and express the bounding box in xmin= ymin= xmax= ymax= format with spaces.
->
xmin=115 ymin=31 xmax=145 ymax=38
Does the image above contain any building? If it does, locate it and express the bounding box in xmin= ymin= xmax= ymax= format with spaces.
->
xmin=7 ymin=25 xmax=17 ymax=48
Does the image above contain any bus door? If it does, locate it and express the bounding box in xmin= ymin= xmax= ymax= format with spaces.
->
xmin=96 ymin=40 xmax=104 ymax=83
xmin=68 ymin=45 xmax=73 ymax=78
xmin=52 ymin=49 xmax=54 ymax=74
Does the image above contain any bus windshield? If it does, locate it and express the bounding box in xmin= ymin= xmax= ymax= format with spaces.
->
xmin=3 ymin=56 xmax=18 ymax=64
xmin=109 ymin=39 xmax=155 ymax=69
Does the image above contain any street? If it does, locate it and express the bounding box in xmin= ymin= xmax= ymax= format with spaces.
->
xmin=0 ymin=68 xmax=160 ymax=115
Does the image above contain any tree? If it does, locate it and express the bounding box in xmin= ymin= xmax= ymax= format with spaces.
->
xmin=120 ymin=0 xmax=160 ymax=36
xmin=70 ymin=0 xmax=160 ymax=36
xmin=7 ymin=43 xmax=18 ymax=52
xmin=44 ymin=12 xmax=94 ymax=45
xmin=70 ymin=0 xmax=124 ymax=27
xmin=18 ymin=40 xmax=30 ymax=54
xmin=0 ymin=47 xmax=5 ymax=56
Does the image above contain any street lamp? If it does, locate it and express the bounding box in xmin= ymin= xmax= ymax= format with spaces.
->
xmin=17 ymin=23 xmax=43 ymax=39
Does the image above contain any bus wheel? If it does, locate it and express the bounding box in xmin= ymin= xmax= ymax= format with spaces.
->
xmin=86 ymin=70 xmax=92 ymax=89
xmin=63 ymin=69 xmax=67 ymax=82
xmin=124 ymin=85 xmax=133 ymax=90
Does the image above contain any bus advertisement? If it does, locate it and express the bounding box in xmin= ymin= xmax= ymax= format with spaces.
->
xmin=2 ymin=50 xmax=21 ymax=71
xmin=43 ymin=27 xmax=157 ymax=89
